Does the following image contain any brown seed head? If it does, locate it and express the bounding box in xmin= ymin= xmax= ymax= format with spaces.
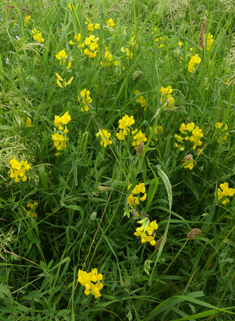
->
xmin=199 ymin=17 xmax=207 ymax=48
xmin=184 ymin=154 xmax=192 ymax=163
xmin=187 ymin=228 xmax=201 ymax=240
xmin=136 ymin=141 xmax=144 ymax=156
xmin=132 ymin=207 xmax=139 ymax=219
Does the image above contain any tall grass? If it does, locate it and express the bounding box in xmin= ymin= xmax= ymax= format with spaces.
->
xmin=1 ymin=0 xmax=235 ymax=320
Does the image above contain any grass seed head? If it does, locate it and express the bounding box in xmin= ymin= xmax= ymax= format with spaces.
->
xmin=187 ymin=228 xmax=201 ymax=240
xmin=199 ymin=17 xmax=207 ymax=48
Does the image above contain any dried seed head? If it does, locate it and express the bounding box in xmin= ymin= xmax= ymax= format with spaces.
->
xmin=98 ymin=185 xmax=108 ymax=192
xmin=132 ymin=207 xmax=139 ymax=219
xmin=133 ymin=70 xmax=143 ymax=83
xmin=155 ymin=236 xmax=167 ymax=250
xmin=228 ymin=40 xmax=235 ymax=86
xmin=184 ymin=154 xmax=192 ymax=163
xmin=187 ymin=228 xmax=201 ymax=240
xmin=199 ymin=17 xmax=207 ymax=48
xmin=136 ymin=141 xmax=144 ymax=156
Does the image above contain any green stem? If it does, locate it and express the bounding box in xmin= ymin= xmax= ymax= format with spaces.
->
xmin=161 ymin=239 xmax=188 ymax=276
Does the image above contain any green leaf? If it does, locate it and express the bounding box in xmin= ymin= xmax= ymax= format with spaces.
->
xmin=157 ymin=165 xmax=172 ymax=210
xmin=38 ymin=165 xmax=48 ymax=191
xmin=61 ymin=204 xmax=84 ymax=221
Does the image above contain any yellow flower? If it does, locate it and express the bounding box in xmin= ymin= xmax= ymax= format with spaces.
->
xmin=77 ymin=269 xmax=103 ymax=298
xmin=159 ymin=86 xmax=174 ymax=109
xmin=205 ymin=33 xmax=213 ymax=52
xmin=106 ymin=18 xmax=115 ymax=29
xmin=53 ymin=111 xmax=71 ymax=155
xmin=216 ymin=182 xmax=235 ymax=204
xmin=188 ymin=54 xmax=201 ymax=73
xmin=184 ymin=162 xmax=195 ymax=170
xmin=215 ymin=122 xmax=229 ymax=143
xmin=135 ymin=91 xmax=147 ymax=110
xmin=155 ymin=37 xmax=165 ymax=48
xmin=114 ymin=60 xmax=119 ymax=68
xmin=96 ymin=129 xmax=112 ymax=148
xmin=88 ymin=23 xmax=94 ymax=32
xmin=56 ymin=74 xmax=73 ymax=88
xmin=66 ymin=59 xmax=73 ymax=69
xmin=26 ymin=201 xmax=38 ymax=218
xmin=74 ymin=33 xmax=81 ymax=42
xmin=121 ymin=47 xmax=133 ymax=59
xmin=52 ymin=132 xmax=68 ymax=154
xmin=127 ymin=183 xmax=147 ymax=208
xmin=24 ymin=15 xmax=31 ymax=26
xmin=60 ymin=111 xmax=71 ymax=125
xmin=56 ymin=73 xmax=63 ymax=81
xmin=116 ymin=130 xmax=125 ymax=140
xmin=55 ymin=50 xmax=68 ymax=65
xmin=68 ymin=4 xmax=72 ymax=11
xmin=134 ymin=218 xmax=158 ymax=246
xmin=25 ymin=117 xmax=34 ymax=127
xmin=31 ymin=28 xmax=44 ymax=42
xmin=10 ymin=157 xmax=30 ymax=183
xmin=79 ymin=89 xmax=92 ymax=111
xmin=119 ymin=114 xmax=135 ymax=130
xmin=132 ymin=129 xmax=147 ymax=150
xmin=186 ymin=122 xmax=195 ymax=131
xmin=174 ymin=134 xmax=184 ymax=143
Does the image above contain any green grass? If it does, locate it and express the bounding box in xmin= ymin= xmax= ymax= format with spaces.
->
xmin=1 ymin=0 xmax=235 ymax=320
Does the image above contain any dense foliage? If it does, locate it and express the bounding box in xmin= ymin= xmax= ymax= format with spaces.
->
xmin=1 ymin=0 xmax=235 ymax=320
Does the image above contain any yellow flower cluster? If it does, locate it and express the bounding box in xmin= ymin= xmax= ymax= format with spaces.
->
xmin=31 ymin=28 xmax=44 ymax=43
xmin=130 ymin=34 xmax=138 ymax=47
xmin=121 ymin=47 xmax=133 ymax=59
xmin=100 ymin=47 xmax=113 ymax=67
xmin=116 ymin=114 xmax=135 ymax=140
xmin=155 ymin=37 xmax=165 ymax=48
xmin=106 ymin=18 xmax=115 ymax=29
xmin=96 ymin=129 xmax=112 ymax=148
xmin=188 ymin=54 xmax=201 ymax=73
xmin=85 ymin=17 xmax=100 ymax=32
xmin=56 ymin=73 xmax=73 ymax=88
xmin=216 ymin=182 xmax=235 ymax=205
xmin=10 ymin=156 xmax=30 ymax=183
xmin=69 ymin=33 xmax=81 ymax=45
xmin=215 ymin=122 xmax=229 ymax=143
xmin=132 ymin=129 xmax=147 ymax=150
xmin=77 ymin=268 xmax=103 ymax=298
xmin=175 ymin=122 xmax=203 ymax=150
xmin=56 ymin=49 xmax=67 ymax=65
xmin=25 ymin=117 xmax=34 ymax=127
xmin=127 ymin=183 xmax=147 ymax=207
xmin=205 ymin=33 xmax=213 ymax=52
xmin=24 ymin=15 xmax=31 ymax=26
xmin=52 ymin=111 xmax=71 ymax=156
xmin=134 ymin=218 xmax=158 ymax=246
xmin=149 ymin=125 xmax=163 ymax=145
xmin=159 ymin=86 xmax=174 ymax=109
xmin=78 ymin=89 xmax=92 ymax=112
xmin=83 ymin=35 xmax=99 ymax=58
xmin=134 ymin=90 xmax=148 ymax=110
xmin=26 ymin=201 xmax=38 ymax=218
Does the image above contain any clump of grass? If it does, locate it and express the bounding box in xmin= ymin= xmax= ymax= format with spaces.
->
xmin=1 ymin=0 xmax=235 ymax=320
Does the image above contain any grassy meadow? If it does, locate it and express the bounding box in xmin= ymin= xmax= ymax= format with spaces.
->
xmin=1 ymin=0 xmax=235 ymax=319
